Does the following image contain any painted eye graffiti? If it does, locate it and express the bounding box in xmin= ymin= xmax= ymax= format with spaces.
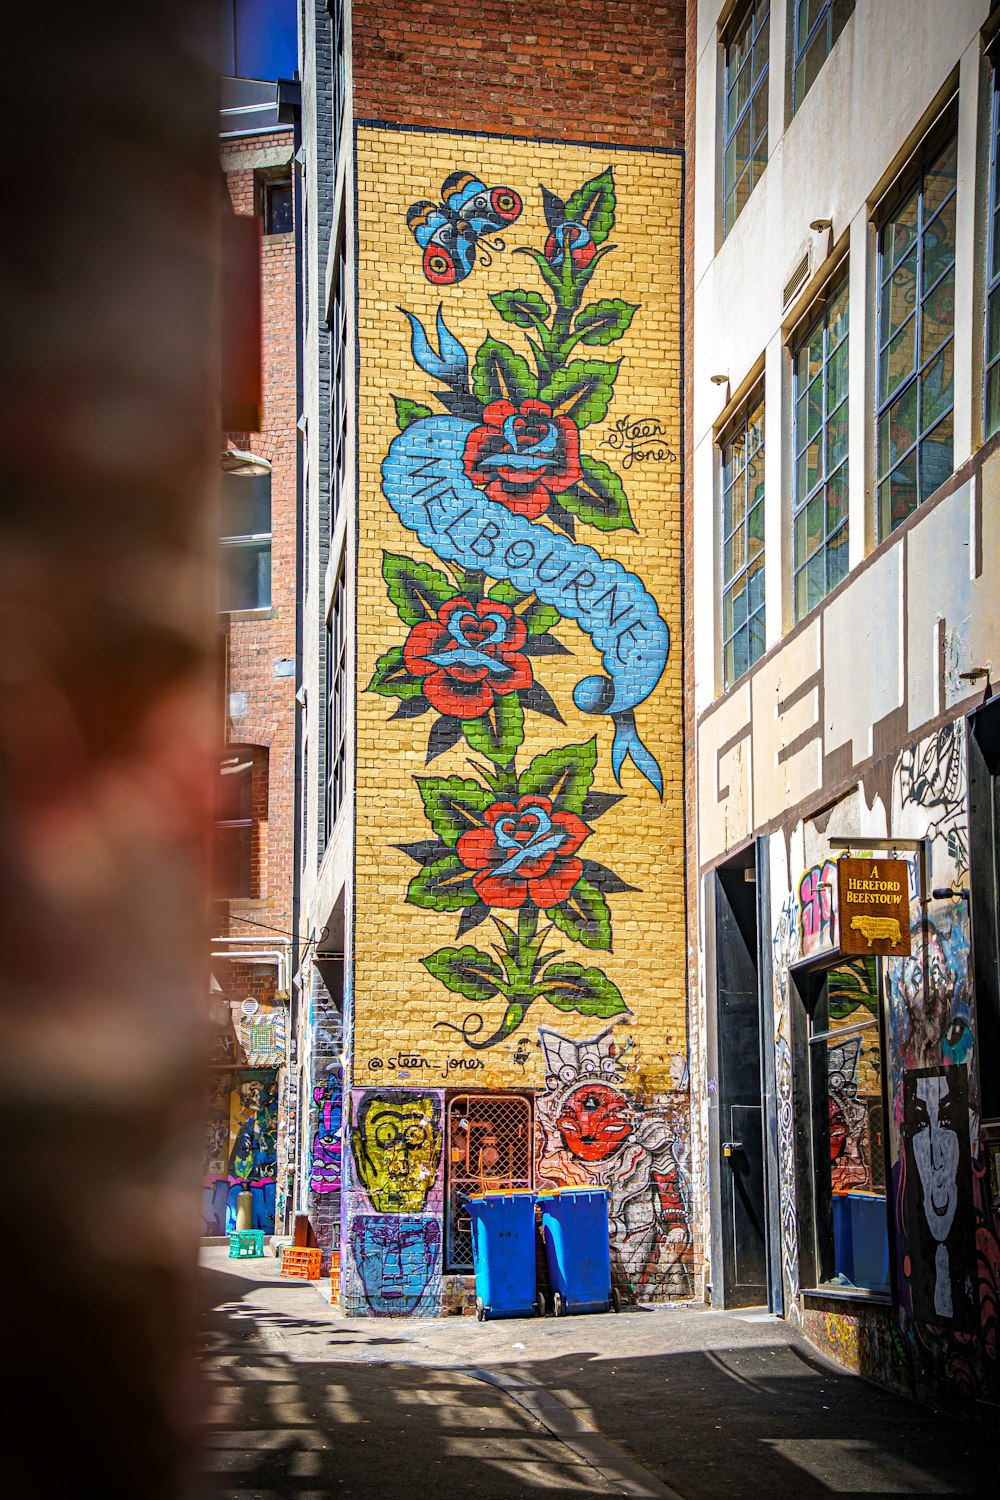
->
xmin=407 ymin=171 xmax=523 ymax=285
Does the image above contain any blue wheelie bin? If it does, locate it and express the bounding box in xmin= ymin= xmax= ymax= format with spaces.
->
xmin=468 ymin=1191 xmax=541 ymax=1320
xmin=537 ymin=1188 xmax=620 ymax=1316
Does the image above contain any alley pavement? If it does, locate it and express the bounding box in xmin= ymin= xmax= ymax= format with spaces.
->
xmin=196 ymin=1247 xmax=997 ymax=1499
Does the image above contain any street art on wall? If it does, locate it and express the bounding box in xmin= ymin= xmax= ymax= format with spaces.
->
xmin=407 ymin=171 xmax=522 ymax=285
xmin=347 ymin=1214 xmax=442 ymax=1317
xmin=372 ymin=164 xmax=670 ymax=1055
xmin=226 ymin=1070 xmax=278 ymax=1232
xmin=535 ymin=1024 xmax=691 ymax=1297
xmin=351 ymin=128 xmax=685 ymax=1309
xmin=350 ymin=1089 xmax=443 ymax=1213
xmin=309 ymin=1069 xmax=343 ymax=1196
xmin=799 ymin=859 xmax=837 ymax=957
xmin=771 ymin=887 xmax=801 ymax=1305
xmin=903 ymin=1065 xmax=977 ymax=1331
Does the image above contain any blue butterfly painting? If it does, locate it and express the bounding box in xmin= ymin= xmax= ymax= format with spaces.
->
xmin=406 ymin=171 xmax=523 ymax=285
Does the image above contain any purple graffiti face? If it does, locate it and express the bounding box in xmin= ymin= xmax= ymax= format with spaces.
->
xmin=310 ymin=1080 xmax=343 ymax=1195
xmin=350 ymin=1215 xmax=440 ymax=1316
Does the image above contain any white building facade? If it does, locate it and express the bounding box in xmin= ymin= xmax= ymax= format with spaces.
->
xmin=692 ymin=0 xmax=1000 ymax=1413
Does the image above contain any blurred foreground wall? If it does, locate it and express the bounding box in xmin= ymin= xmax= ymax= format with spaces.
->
xmin=1 ymin=4 xmax=220 ymax=1493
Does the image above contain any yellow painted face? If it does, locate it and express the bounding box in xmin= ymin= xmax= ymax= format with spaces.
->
xmin=352 ymin=1095 xmax=442 ymax=1212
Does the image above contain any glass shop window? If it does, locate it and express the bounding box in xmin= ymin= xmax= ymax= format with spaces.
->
xmin=804 ymin=958 xmax=890 ymax=1294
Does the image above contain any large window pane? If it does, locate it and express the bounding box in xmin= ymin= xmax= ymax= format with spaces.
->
xmin=721 ymin=388 xmax=766 ymax=688
xmin=986 ymin=67 xmax=1000 ymax=438
xmin=792 ymin=272 xmax=850 ymax=620
xmin=723 ymin=2 xmax=770 ymax=236
xmin=792 ymin=1 xmax=854 ymax=114
xmin=876 ymin=120 xmax=956 ymax=533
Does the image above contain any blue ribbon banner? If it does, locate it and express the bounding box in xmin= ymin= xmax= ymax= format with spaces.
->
xmin=382 ymin=416 xmax=670 ymax=794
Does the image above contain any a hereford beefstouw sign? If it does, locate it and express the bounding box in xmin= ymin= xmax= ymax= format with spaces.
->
xmin=837 ymin=857 xmax=912 ymax=957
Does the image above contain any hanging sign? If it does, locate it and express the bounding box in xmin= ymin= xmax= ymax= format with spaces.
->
xmin=837 ymin=857 xmax=912 ymax=957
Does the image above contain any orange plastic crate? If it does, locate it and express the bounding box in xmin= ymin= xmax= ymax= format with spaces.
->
xmin=329 ymin=1251 xmax=341 ymax=1305
xmin=279 ymin=1246 xmax=322 ymax=1280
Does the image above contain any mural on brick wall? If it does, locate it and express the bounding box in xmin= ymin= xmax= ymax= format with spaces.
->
xmin=372 ymin=165 xmax=669 ymax=1053
xmin=535 ymin=1024 xmax=691 ymax=1296
xmin=309 ymin=1068 xmax=343 ymax=1196
xmin=353 ymin=129 xmax=685 ymax=1310
xmin=343 ymin=1088 xmax=444 ymax=1317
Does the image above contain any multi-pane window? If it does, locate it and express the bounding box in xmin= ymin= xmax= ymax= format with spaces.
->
xmin=213 ymin=748 xmax=266 ymax=900
xmin=330 ymin=0 xmax=348 ymax=153
xmin=792 ymin=1 xmax=854 ymax=114
xmin=721 ymin=388 xmax=765 ymax=688
xmin=723 ymin=1 xmax=769 ymax=237
xmin=329 ymin=225 xmax=349 ymax=535
xmin=325 ymin=569 xmax=349 ymax=839
xmin=792 ymin=274 xmax=849 ymax=619
xmin=986 ymin=63 xmax=1000 ymax=438
xmin=219 ymin=0 xmax=297 ymax=82
xmin=219 ymin=470 xmax=271 ymax=612
xmin=876 ymin=125 xmax=957 ymax=539
xmin=804 ymin=959 xmax=889 ymax=1295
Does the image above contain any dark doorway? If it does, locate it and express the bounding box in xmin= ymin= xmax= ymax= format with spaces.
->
xmin=706 ymin=848 xmax=769 ymax=1307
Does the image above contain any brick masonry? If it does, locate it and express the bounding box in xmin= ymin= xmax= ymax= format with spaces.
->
xmin=345 ymin=121 xmax=691 ymax=1313
xmin=206 ymin=127 xmax=298 ymax=1238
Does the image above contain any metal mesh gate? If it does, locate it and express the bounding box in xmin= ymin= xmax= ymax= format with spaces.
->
xmin=446 ymin=1092 xmax=533 ymax=1271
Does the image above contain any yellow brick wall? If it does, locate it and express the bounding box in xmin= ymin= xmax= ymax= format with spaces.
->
xmin=354 ymin=129 xmax=684 ymax=1097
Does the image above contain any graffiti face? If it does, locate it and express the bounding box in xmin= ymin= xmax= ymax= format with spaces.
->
xmin=912 ymin=1074 xmax=960 ymax=1246
xmin=240 ymin=1077 xmax=267 ymax=1113
xmin=556 ymin=1082 xmax=632 ymax=1162
xmin=352 ymin=1092 xmax=442 ymax=1212
xmin=310 ymin=1073 xmax=343 ymax=1196
xmin=350 ymin=1215 xmax=441 ymax=1316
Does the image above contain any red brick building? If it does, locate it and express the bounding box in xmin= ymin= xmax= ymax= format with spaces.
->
xmin=205 ymin=18 xmax=299 ymax=1238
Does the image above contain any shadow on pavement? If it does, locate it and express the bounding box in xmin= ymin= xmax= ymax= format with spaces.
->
xmin=196 ymin=1262 xmax=997 ymax=1500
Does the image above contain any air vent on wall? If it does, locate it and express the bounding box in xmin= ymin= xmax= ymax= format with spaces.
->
xmin=782 ymin=254 xmax=809 ymax=311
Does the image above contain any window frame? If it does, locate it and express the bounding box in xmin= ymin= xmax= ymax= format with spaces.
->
xmin=328 ymin=218 xmax=349 ymax=537
xmin=985 ymin=53 xmax=1000 ymax=440
xmin=219 ymin=468 xmax=272 ymax=614
xmin=722 ymin=0 xmax=770 ymax=238
xmin=792 ymin=953 xmax=896 ymax=1302
xmin=791 ymin=267 xmax=850 ymax=621
xmin=720 ymin=384 xmax=766 ymax=691
xmin=874 ymin=111 xmax=958 ymax=540
xmin=213 ymin=746 xmax=267 ymax=901
xmin=324 ymin=566 xmax=349 ymax=841
xmin=262 ymin=177 xmax=293 ymax=236
xmin=791 ymin=0 xmax=855 ymax=116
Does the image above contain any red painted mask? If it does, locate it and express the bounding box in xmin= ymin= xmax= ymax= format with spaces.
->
xmin=556 ymin=1083 xmax=632 ymax=1162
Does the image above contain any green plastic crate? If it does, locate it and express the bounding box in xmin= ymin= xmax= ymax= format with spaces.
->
xmin=228 ymin=1229 xmax=264 ymax=1258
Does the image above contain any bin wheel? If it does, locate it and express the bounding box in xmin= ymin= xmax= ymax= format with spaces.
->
xmin=533 ymin=1295 xmax=545 ymax=1317
xmin=611 ymin=1287 xmax=622 ymax=1314
xmin=476 ymin=1297 xmax=485 ymax=1322
xmin=553 ymin=1291 xmax=564 ymax=1318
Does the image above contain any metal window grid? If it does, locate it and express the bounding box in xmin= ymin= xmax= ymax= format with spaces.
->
xmin=986 ymin=62 xmax=1000 ymax=438
xmin=328 ymin=225 xmax=349 ymax=535
xmin=720 ymin=386 xmax=765 ymax=689
xmin=792 ymin=0 xmax=854 ymax=115
xmin=324 ymin=568 xmax=349 ymax=841
xmin=722 ymin=0 xmax=770 ymax=237
xmin=792 ymin=271 xmax=849 ymax=621
xmin=445 ymin=1092 xmax=533 ymax=1273
xmin=876 ymin=126 xmax=957 ymax=540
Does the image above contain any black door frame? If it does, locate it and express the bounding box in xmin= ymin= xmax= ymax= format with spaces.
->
xmin=705 ymin=836 xmax=783 ymax=1312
